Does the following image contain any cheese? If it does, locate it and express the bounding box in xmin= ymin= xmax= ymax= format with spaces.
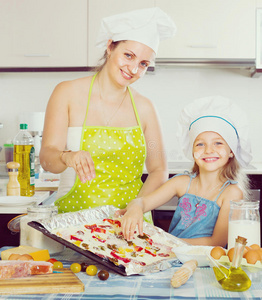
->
xmin=30 ymin=249 xmax=50 ymax=261
xmin=1 ymin=245 xmax=50 ymax=261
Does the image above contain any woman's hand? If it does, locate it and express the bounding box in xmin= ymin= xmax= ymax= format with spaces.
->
xmin=117 ymin=198 xmax=144 ymax=241
xmin=61 ymin=150 xmax=95 ymax=183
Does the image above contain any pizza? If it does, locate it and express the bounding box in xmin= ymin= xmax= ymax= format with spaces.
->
xmin=51 ymin=218 xmax=177 ymax=269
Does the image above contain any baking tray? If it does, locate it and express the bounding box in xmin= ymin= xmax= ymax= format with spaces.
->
xmin=28 ymin=221 xmax=127 ymax=276
xmin=27 ymin=205 xmax=185 ymax=276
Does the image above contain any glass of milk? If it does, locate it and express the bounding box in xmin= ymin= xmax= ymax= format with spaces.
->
xmin=228 ymin=200 xmax=261 ymax=250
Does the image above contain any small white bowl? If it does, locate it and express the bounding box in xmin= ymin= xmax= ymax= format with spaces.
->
xmin=173 ymin=245 xmax=213 ymax=267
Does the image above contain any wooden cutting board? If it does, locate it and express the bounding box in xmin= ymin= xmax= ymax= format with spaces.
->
xmin=0 ymin=268 xmax=85 ymax=295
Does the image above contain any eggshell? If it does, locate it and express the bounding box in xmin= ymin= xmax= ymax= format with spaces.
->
xmin=227 ymin=247 xmax=235 ymax=262
xmin=243 ymin=250 xmax=261 ymax=264
xmin=250 ymin=244 xmax=260 ymax=250
xmin=256 ymin=248 xmax=262 ymax=260
xmin=210 ymin=246 xmax=226 ymax=259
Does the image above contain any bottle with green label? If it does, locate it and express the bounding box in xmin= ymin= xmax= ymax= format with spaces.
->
xmin=13 ymin=123 xmax=35 ymax=196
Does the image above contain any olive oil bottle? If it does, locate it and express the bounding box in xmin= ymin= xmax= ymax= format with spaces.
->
xmin=13 ymin=123 xmax=35 ymax=196
xmin=213 ymin=236 xmax=251 ymax=292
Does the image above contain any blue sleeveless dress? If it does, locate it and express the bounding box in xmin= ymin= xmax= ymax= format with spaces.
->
xmin=168 ymin=173 xmax=237 ymax=238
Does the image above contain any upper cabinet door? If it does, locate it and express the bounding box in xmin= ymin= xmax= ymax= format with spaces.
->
xmin=155 ymin=0 xmax=256 ymax=59
xmin=0 ymin=0 xmax=88 ymax=67
xmin=87 ymin=0 xmax=154 ymax=67
xmin=256 ymin=8 xmax=262 ymax=68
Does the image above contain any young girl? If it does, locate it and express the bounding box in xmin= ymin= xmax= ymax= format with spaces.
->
xmin=118 ymin=96 xmax=252 ymax=247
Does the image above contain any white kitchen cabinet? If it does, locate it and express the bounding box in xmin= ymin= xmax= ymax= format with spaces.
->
xmin=256 ymin=9 xmax=262 ymax=69
xmin=155 ymin=0 xmax=256 ymax=60
xmin=0 ymin=0 xmax=88 ymax=68
xmin=87 ymin=0 xmax=154 ymax=66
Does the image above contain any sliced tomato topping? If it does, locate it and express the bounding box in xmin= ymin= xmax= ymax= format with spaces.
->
xmin=110 ymin=251 xmax=131 ymax=264
xmin=134 ymin=246 xmax=143 ymax=252
xmin=92 ymin=235 xmax=106 ymax=243
xmin=70 ymin=235 xmax=83 ymax=242
xmin=103 ymin=219 xmax=121 ymax=227
xmin=146 ymin=238 xmax=153 ymax=245
xmin=91 ymin=227 xmax=106 ymax=234
xmin=84 ymin=224 xmax=97 ymax=230
xmin=145 ymin=249 xmax=156 ymax=257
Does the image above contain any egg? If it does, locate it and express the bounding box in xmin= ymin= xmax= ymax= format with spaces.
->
xmin=210 ymin=246 xmax=226 ymax=259
xmin=250 ymin=244 xmax=260 ymax=250
xmin=227 ymin=247 xmax=235 ymax=262
xmin=256 ymin=248 xmax=262 ymax=260
xmin=17 ymin=254 xmax=34 ymax=261
xmin=243 ymin=250 xmax=261 ymax=264
xmin=244 ymin=246 xmax=252 ymax=253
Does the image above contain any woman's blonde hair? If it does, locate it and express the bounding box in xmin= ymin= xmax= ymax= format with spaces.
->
xmin=192 ymin=156 xmax=250 ymax=200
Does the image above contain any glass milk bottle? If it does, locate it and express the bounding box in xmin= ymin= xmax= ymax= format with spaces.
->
xmin=228 ymin=200 xmax=261 ymax=249
xmin=20 ymin=205 xmax=64 ymax=254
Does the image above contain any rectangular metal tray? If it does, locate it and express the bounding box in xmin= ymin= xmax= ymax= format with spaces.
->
xmin=28 ymin=221 xmax=127 ymax=276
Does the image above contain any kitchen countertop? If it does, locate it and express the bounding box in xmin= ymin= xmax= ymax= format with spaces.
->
xmin=1 ymin=161 xmax=261 ymax=213
xmin=0 ymin=246 xmax=261 ymax=299
xmin=0 ymin=178 xmax=51 ymax=214
xmin=2 ymin=161 xmax=262 ymax=178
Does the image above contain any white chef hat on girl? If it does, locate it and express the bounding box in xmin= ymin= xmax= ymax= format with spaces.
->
xmin=177 ymin=96 xmax=252 ymax=168
xmin=96 ymin=7 xmax=176 ymax=54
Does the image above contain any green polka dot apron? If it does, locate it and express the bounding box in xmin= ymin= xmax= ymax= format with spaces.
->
xmin=55 ymin=73 xmax=152 ymax=223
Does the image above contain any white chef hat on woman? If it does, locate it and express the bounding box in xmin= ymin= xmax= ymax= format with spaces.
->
xmin=177 ymin=96 xmax=252 ymax=168
xmin=96 ymin=7 xmax=176 ymax=54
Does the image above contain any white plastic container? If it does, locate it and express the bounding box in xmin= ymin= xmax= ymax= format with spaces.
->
xmin=20 ymin=205 xmax=64 ymax=254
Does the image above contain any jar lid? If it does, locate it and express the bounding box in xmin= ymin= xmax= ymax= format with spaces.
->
xmin=27 ymin=205 xmax=58 ymax=214
xmin=4 ymin=143 xmax=13 ymax=147
xmin=230 ymin=200 xmax=260 ymax=208
xmin=7 ymin=214 xmax=27 ymax=233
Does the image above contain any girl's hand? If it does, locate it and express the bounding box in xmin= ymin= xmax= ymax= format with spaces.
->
xmin=61 ymin=150 xmax=95 ymax=183
xmin=120 ymin=200 xmax=144 ymax=241
xmin=114 ymin=208 xmax=127 ymax=218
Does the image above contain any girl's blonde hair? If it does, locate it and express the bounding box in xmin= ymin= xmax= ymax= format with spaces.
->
xmin=192 ymin=157 xmax=250 ymax=200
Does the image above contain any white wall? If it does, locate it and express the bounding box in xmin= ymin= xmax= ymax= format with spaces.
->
xmin=0 ymin=67 xmax=261 ymax=164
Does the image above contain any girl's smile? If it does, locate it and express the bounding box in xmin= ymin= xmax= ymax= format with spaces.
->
xmin=193 ymin=131 xmax=232 ymax=170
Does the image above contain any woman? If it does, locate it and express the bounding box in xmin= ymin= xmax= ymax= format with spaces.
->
xmin=40 ymin=7 xmax=176 ymax=221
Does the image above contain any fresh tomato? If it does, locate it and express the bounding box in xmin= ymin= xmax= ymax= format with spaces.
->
xmin=86 ymin=265 xmax=98 ymax=276
xmin=48 ymin=258 xmax=58 ymax=264
xmin=53 ymin=261 xmax=63 ymax=269
xmin=81 ymin=262 xmax=89 ymax=272
xmin=98 ymin=270 xmax=109 ymax=281
xmin=70 ymin=263 xmax=81 ymax=273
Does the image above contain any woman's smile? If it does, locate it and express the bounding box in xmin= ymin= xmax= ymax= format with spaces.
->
xmin=120 ymin=68 xmax=132 ymax=80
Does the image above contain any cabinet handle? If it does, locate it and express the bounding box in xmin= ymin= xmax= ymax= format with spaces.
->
xmin=24 ymin=54 xmax=51 ymax=57
xmin=187 ymin=45 xmax=217 ymax=49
